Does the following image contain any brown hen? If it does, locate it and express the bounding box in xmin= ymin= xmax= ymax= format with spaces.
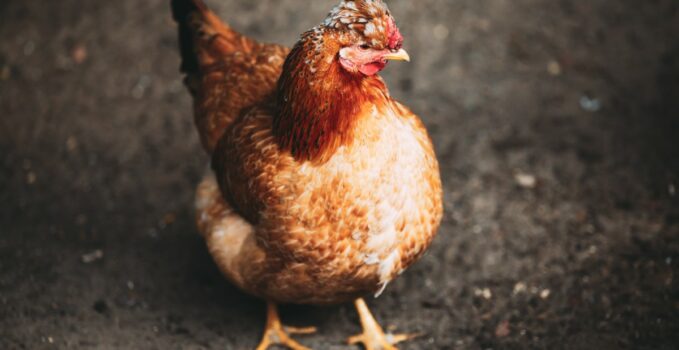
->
xmin=172 ymin=1 xmax=443 ymax=349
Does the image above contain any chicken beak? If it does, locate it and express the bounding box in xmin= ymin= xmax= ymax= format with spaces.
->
xmin=382 ymin=48 xmax=410 ymax=62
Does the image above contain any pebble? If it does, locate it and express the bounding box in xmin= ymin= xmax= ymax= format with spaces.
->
xmin=81 ymin=249 xmax=104 ymax=263
xmin=547 ymin=60 xmax=561 ymax=76
xmin=669 ymin=184 xmax=676 ymax=197
xmin=513 ymin=282 xmax=527 ymax=295
xmin=66 ymin=136 xmax=78 ymax=151
xmin=580 ymin=95 xmax=601 ymax=112
xmin=515 ymin=173 xmax=537 ymax=189
xmin=433 ymin=24 xmax=449 ymax=40
xmin=474 ymin=287 xmax=492 ymax=299
xmin=0 ymin=65 xmax=9 ymax=80
xmin=540 ymin=289 xmax=551 ymax=299
xmin=71 ymin=44 xmax=88 ymax=64
xmin=159 ymin=213 xmax=177 ymax=228
xmin=495 ymin=320 xmax=511 ymax=338
xmin=26 ymin=171 xmax=37 ymax=185
xmin=132 ymin=75 xmax=152 ymax=99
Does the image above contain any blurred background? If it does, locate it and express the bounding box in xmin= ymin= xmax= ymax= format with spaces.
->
xmin=1 ymin=0 xmax=678 ymax=349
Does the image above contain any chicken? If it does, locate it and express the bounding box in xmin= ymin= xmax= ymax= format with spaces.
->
xmin=171 ymin=1 xmax=443 ymax=349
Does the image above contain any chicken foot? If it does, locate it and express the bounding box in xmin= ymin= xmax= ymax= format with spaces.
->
xmin=347 ymin=298 xmax=419 ymax=350
xmin=255 ymin=301 xmax=317 ymax=350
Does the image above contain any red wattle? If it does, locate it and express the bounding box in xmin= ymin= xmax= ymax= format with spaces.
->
xmin=359 ymin=61 xmax=387 ymax=76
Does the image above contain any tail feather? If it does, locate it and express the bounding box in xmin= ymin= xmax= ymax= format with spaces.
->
xmin=171 ymin=0 xmax=254 ymax=83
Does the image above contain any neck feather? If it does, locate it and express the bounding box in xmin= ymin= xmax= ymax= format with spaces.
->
xmin=273 ymin=31 xmax=389 ymax=164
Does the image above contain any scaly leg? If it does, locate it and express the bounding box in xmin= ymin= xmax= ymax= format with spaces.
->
xmin=255 ymin=301 xmax=317 ymax=350
xmin=347 ymin=298 xmax=419 ymax=350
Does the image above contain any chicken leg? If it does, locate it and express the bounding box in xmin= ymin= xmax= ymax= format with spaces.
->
xmin=347 ymin=298 xmax=419 ymax=350
xmin=255 ymin=301 xmax=317 ymax=350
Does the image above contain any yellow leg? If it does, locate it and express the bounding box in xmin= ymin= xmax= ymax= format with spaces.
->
xmin=347 ymin=298 xmax=420 ymax=350
xmin=255 ymin=301 xmax=317 ymax=350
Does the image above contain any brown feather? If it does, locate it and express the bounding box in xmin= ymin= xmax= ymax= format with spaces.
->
xmin=172 ymin=0 xmax=289 ymax=153
xmin=274 ymin=30 xmax=389 ymax=164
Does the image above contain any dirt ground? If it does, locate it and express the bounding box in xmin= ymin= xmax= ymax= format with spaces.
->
xmin=1 ymin=0 xmax=678 ymax=349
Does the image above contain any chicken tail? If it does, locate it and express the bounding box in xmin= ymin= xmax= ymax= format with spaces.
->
xmin=171 ymin=0 xmax=255 ymax=94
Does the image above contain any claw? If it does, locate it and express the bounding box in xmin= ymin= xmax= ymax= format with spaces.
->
xmin=255 ymin=302 xmax=316 ymax=350
xmin=347 ymin=298 xmax=420 ymax=350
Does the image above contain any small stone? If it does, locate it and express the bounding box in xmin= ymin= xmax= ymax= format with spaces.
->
xmin=513 ymin=282 xmax=527 ymax=295
xmin=515 ymin=173 xmax=537 ymax=189
xmin=669 ymin=184 xmax=676 ymax=197
xmin=474 ymin=287 xmax=492 ymax=299
xmin=81 ymin=249 xmax=104 ymax=263
xmin=0 ymin=65 xmax=10 ymax=80
xmin=66 ymin=136 xmax=78 ymax=151
xmin=131 ymin=75 xmax=152 ymax=99
xmin=495 ymin=320 xmax=511 ymax=338
xmin=580 ymin=95 xmax=601 ymax=112
xmin=540 ymin=289 xmax=551 ymax=299
xmin=26 ymin=171 xmax=37 ymax=185
xmin=71 ymin=44 xmax=88 ymax=64
xmin=547 ymin=60 xmax=561 ymax=76
xmin=160 ymin=212 xmax=177 ymax=227
xmin=127 ymin=281 xmax=135 ymax=290
xmin=433 ymin=24 xmax=449 ymax=40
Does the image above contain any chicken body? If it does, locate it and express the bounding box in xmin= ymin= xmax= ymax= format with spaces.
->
xmin=202 ymin=99 xmax=441 ymax=304
xmin=174 ymin=0 xmax=442 ymax=348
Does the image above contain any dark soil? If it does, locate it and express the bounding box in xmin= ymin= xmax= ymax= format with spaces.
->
xmin=1 ymin=0 xmax=678 ymax=349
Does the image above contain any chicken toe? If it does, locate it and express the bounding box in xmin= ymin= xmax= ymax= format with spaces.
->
xmin=347 ymin=298 xmax=420 ymax=350
xmin=255 ymin=301 xmax=316 ymax=350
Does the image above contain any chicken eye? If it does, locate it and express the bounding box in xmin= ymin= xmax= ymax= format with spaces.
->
xmin=359 ymin=44 xmax=370 ymax=50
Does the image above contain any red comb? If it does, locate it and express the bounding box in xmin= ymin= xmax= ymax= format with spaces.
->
xmin=386 ymin=17 xmax=403 ymax=50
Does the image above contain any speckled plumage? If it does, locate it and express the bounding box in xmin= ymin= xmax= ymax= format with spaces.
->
xmin=207 ymin=100 xmax=442 ymax=304
xmin=322 ymin=0 xmax=403 ymax=50
xmin=175 ymin=0 xmax=442 ymax=306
